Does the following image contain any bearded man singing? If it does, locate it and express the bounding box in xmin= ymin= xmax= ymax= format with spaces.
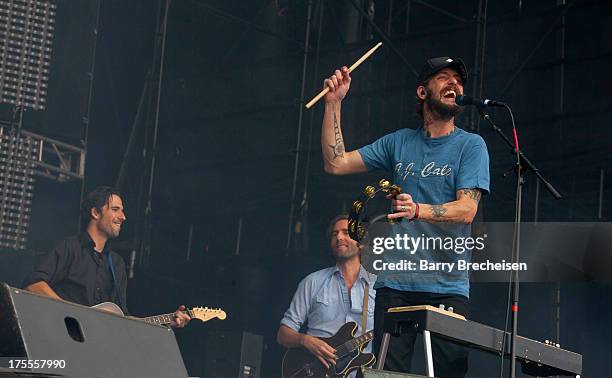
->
xmin=319 ymin=57 xmax=490 ymax=377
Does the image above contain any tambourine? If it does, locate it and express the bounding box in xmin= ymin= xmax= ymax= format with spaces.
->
xmin=348 ymin=179 xmax=403 ymax=243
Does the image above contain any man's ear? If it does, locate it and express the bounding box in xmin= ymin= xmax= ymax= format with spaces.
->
xmin=416 ymin=85 xmax=427 ymax=100
xmin=90 ymin=207 xmax=101 ymax=221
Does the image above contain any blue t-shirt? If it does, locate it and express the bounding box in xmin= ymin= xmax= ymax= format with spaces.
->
xmin=358 ymin=126 xmax=490 ymax=298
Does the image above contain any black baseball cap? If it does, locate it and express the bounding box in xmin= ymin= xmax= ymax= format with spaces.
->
xmin=417 ymin=56 xmax=468 ymax=85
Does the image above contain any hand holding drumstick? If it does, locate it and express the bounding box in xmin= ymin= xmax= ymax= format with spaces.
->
xmin=323 ymin=66 xmax=352 ymax=104
xmin=306 ymin=42 xmax=382 ymax=108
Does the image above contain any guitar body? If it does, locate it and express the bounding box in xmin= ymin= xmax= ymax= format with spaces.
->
xmin=282 ymin=322 xmax=376 ymax=378
xmin=92 ymin=301 xmax=125 ymax=316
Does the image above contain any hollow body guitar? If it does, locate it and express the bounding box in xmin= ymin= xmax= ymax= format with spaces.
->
xmin=282 ymin=321 xmax=375 ymax=378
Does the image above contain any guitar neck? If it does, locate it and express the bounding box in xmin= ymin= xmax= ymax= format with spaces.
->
xmin=337 ymin=330 xmax=374 ymax=357
xmin=143 ymin=309 xmax=193 ymax=326
xmin=351 ymin=330 xmax=374 ymax=349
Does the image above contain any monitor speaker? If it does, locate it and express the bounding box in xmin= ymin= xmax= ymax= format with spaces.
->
xmin=202 ymin=331 xmax=263 ymax=378
xmin=0 ymin=283 xmax=187 ymax=378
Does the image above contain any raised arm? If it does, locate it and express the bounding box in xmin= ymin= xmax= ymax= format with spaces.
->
xmin=321 ymin=66 xmax=367 ymax=175
xmin=388 ymin=189 xmax=482 ymax=224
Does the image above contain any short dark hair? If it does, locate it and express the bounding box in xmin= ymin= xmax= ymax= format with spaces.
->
xmin=80 ymin=186 xmax=122 ymax=227
xmin=327 ymin=214 xmax=348 ymax=240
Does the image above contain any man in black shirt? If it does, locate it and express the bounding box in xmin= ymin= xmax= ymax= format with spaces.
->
xmin=23 ymin=186 xmax=190 ymax=328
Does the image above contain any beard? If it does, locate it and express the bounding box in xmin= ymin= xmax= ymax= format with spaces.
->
xmin=332 ymin=245 xmax=359 ymax=262
xmin=102 ymin=223 xmax=121 ymax=239
xmin=424 ymin=91 xmax=462 ymax=120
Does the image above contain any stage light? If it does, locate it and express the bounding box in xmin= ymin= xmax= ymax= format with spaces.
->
xmin=0 ymin=127 xmax=39 ymax=249
xmin=0 ymin=0 xmax=57 ymax=110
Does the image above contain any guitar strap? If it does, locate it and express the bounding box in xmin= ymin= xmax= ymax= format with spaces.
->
xmin=106 ymin=252 xmax=124 ymax=311
xmin=361 ymin=281 xmax=369 ymax=336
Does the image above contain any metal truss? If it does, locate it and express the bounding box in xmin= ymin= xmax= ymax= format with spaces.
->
xmin=0 ymin=126 xmax=85 ymax=181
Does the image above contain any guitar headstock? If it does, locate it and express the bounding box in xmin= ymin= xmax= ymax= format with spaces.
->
xmin=191 ymin=307 xmax=227 ymax=322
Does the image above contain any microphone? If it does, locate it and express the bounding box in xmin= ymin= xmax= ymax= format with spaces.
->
xmin=455 ymin=95 xmax=506 ymax=108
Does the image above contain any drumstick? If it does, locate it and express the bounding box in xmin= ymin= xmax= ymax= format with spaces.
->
xmin=305 ymin=41 xmax=383 ymax=109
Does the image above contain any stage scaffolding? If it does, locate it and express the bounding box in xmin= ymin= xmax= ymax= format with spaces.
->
xmin=0 ymin=0 xmax=100 ymax=248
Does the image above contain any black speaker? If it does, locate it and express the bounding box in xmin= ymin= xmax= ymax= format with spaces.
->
xmin=203 ymin=331 xmax=263 ymax=378
xmin=362 ymin=367 xmax=435 ymax=378
xmin=0 ymin=283 xmax=188 ymax=378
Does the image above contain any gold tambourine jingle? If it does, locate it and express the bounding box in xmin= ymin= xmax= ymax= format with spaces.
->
xmin=364 ymin=185 xmax=376 ymax=198
xmin=347 ymin=178 xmax=403 ymax=243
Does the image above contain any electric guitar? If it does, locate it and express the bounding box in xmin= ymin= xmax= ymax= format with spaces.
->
xmin=91 ymin=302 xmax=226 ymax=326
xmin=281 ymin=321 xmax=375 ymax=378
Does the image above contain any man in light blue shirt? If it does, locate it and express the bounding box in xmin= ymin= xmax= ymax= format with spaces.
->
xmin=278 ymin=215 xmax=376 ymax=377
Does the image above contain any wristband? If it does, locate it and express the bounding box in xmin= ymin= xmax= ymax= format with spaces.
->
xmin=411 ymin=203 xmax=420 ymax=221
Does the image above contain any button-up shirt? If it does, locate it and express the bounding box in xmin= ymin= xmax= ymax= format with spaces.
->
xmin=22 ymin=233 xmax=129 ymax=314
xmin=281 ymin=265 xmax=376 ymax=353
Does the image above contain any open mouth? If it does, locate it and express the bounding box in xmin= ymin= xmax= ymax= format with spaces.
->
xmin=442 ymin=89 xmax=457 ymax=99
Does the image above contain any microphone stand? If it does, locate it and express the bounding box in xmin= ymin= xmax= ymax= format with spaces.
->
xmin=477 ymin=108 xmax=561 ymax=378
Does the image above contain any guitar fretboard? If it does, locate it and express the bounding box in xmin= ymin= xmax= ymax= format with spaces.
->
xmin=336 ymin=330 xmax=374 ymax=358
xmin=143 ymin=309 xmax=194 ymax=326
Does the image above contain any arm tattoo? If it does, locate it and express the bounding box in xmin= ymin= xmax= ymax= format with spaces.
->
xmin=328 ymin=105 xmax=345 ymax=159
xmin=430 ymin=205 xmax=447 ymax=218
xmin=462 ymin=189 xmax=482 ymax=203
